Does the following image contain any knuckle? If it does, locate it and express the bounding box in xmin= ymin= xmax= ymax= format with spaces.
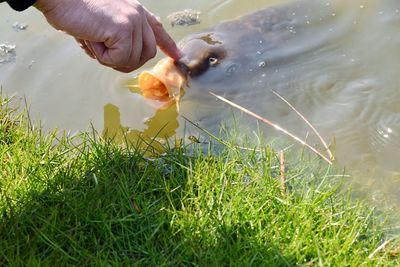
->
xmin=126 ymin=6 xmax=144 ymax=24
xmin=118 ymin=18 xmax=132 ymax=30
xmin=135 ymin=5 xmax=145 ymax=14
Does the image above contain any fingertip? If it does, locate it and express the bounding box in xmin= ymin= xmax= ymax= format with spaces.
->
xmin=159 ymin=35 xmax=182 ymax=60
xmin=145 ymin=12 xmax=182 ymax=60
xmin=171 ymin=46 xmax=183 ymax=60
xmin=162 ymin=43 xmax=182 ymax=60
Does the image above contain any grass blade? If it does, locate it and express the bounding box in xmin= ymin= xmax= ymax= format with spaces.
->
xmin=209 ymin=91 xmax=333 ymax=165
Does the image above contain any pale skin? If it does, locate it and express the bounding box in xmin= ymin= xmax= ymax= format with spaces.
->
xmin=34 ymin=0 xmax=181 ymax=72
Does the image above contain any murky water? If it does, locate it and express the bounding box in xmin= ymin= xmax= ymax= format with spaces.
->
xmin=1 ymin=0 xmax=400 ymax=210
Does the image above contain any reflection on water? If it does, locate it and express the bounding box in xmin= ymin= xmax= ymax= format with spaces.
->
xmin=1 ymin=0 xmax=400 ymax=210
xmin=103 ymin=100 xmax=179 ymax=155
xmin=103 ymin=79 xmax=180 ymax=156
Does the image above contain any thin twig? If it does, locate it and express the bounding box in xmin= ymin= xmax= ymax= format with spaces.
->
xmin=279 ymin=150 xmax=287 ymax=197
xmin=271 ymin=90 xmax=334 ymax=161
xmin=209 ymin=92 xmax=333 ymax=165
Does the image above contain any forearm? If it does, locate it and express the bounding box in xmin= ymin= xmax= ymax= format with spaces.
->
xmin=1 ymin=0 xmax=37 ymax=11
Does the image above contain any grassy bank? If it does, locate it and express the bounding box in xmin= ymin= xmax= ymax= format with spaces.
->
xmin=0 ymin=95 xmax=399 ymax=266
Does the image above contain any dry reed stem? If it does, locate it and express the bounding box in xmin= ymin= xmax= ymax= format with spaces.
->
xmin=132 ymin=201 xmax=142 ymax=214
xmin=271 ymin=90 xmax=335 ymax=161
xmin=279 ymin=150 xmax=287 ymax=197
xmin=368 ymin=237 xmax=397 ymax=259
xmin=209 ymin=92 xmax=333 ymax=165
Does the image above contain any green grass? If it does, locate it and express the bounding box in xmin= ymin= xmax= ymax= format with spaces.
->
xmin=0 ymin=95 xmax=399 ymax=266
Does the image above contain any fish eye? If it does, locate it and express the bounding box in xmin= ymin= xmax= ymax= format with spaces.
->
xmin=208 ymin=57 xmax=218 ymax=66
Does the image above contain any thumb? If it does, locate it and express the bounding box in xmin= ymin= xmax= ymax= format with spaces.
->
xmin=146 ymin=12 xmax=181 ymax=60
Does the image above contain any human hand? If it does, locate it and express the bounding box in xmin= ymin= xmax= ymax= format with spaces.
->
xmin=34 ymin=0 xmax=181 ymax=72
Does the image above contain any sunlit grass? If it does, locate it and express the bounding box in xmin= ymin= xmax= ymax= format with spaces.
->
xmin=0 ymin=95 xmax=399 ymax=266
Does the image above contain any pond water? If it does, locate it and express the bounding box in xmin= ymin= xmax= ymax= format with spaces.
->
xmin=1 ymin=0 xmax=400 ymax=211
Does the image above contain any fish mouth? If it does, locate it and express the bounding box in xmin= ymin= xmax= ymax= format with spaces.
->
xmin=138 ymin=58 xmax=187 ymax=106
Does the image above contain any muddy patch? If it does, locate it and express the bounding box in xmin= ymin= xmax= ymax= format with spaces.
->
xmin=0 ymin=43 xmax=16 ymax=64
xmin=167 ymin=9 xmax=201 ymax=27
